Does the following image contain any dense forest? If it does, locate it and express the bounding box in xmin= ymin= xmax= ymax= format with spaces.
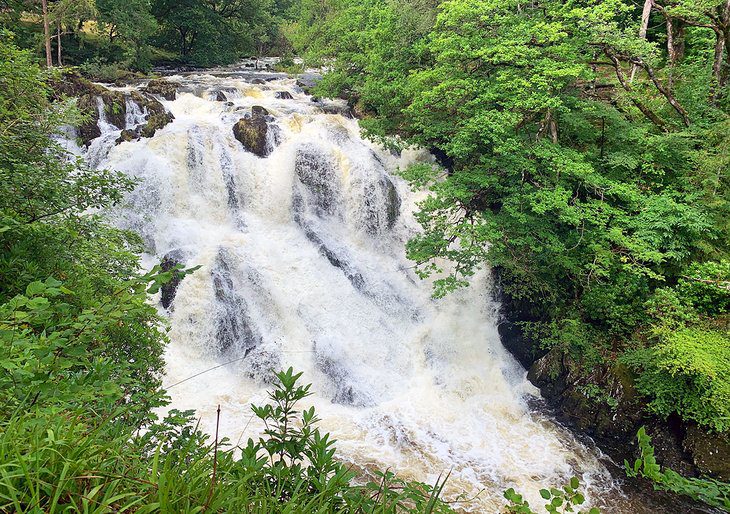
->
xmin=1 ymin=0 xmax=729 ymax=512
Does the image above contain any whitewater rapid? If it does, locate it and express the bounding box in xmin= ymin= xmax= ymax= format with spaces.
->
xmin=73 ymin=65 xmax=647 ymax=511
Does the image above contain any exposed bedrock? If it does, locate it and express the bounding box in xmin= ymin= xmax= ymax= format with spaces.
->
xmin=314 ymin=341 xmax=374 ymax=407
xmin=142 ymin=78 xmax=181 ymax=101
xmin=495 ymin=266 xmax=730 ymax=481
xmin=160 ymin=249 xmax=186 ymax=309
xmin=211 ymin=250 xmax=262 ymax=354
xmin=49 ymin=71 xmax=174 ymax=146
xmin=232 ymin=106 xmax=279 ymax=158
xmin=294 ymin=145 xmax=341 ymax=217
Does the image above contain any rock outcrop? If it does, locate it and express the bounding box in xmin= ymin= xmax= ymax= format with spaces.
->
xmin=497 ymin=271 xmax=730 ymax=482
xmin=51 ymin=71 xmax=175 ymax=146
xmin=160 ymin=250 xmax=186 ymax=309
xmin=232 ymin=106 xmax=275 ymax=158
xmin=142 ymin=78 xmax=180 ymax=101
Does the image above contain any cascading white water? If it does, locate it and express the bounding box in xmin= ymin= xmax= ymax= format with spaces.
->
xmin=80 ymin=67 xmax=656 ymax=512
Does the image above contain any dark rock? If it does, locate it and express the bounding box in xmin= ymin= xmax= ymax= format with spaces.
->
xmin=49 ymin=70 xmax=104 ymax=99
xmin=275 ymin=91 xmax=294 ymax=100
xmin=314 ymin=347 xmax=372 ymax=406
xmin=76 ymin=94 xmax=102 ymax=145
xmin=495 ymin=268 xmax=549 ymax=369
xmin=251 ymin=78 xmax=266 ymax=85
xmin=142 ymin=78 xmax=180 ymax=101
xmin=684 ymin=426 xmax=730 ymax=480
xmin=296 ymin=73 xmax=323 ymax=93
xmin=140 ymin=111 xmax=175 ymax=138
xmin=643 ymin=417 xmax=697 ymax=477
xmin=116 ymin=128 xmax=139 ymax=144
xmin=499 ymin=265 xmax=730 ymax=492
xmin=300 ymin=223 xmax=366 ymax=292
xmin=51 ymin=72 xmax=174 ymax=146
xmin=211 ymin=251 xmax=261 ymax=353
xmin=232 ymin=106 xmax=274 ymax=158
xmin=216 ymin=91 xmax=227 ymax=102
xmin=251 ymin=105 xmax=269 ymax=117
xmin=160 ymin=250 xmax=185 ymax=309
xmin=294 ymin=145 xmax=340 ymax=216
xmin=233 ymin=118 xmax=268 ymax=157
xmin=74 ymin=89 xmax=126 ymax=145
xmin=130 ymin=91 xmax=175 ymax=138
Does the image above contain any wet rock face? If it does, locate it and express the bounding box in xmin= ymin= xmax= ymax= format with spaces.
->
xmin=275 ymin=91 xmax=294 ymax=100
xmin=684 ymin=426 xmax=730 ymax=480
xmin=361 ymin=174 xmax=401 ymax=234
xmin=294 ymin=146 xmax=340 ymax=216
xmin=301 ymin=225 xmax=366 ymax=292
xmin=160 ymin=250 xmax=186 ymax=309
xmin=76 ymin=94 xmax=103 ymax=144
xmin=130 ymin=91 xmax=175 ymax=138
xmin=142 ymin=78 xmax=180 ymax=101
xmin=75 ymin=89 xmax=126 ymax=146
xmin=116 ymin=128 xmax=139 ymax=144
xmin=51 ymin=72 xmax=175 ymax=147
xmin=314 ymin=344 xmax=373 ymax=407
xmin=216 ymin=91 xmax=227 ymax=102
xmin=523 ymin=334 xmax=730 ymax=481
xmin=211 ymin=251 xmax=261 ymax=354
xmin=232 ymin=106 xmax=275 ymax=158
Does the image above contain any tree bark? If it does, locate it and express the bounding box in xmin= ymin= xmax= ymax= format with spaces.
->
xmin=41 ymin=0 xmax=52 ymax=67
xmin=630 ymin=0 xmax=654 ymax=82
xmin=665 ymin=16 xmax=685 ymax=88
xmin=56 ymin=21 xmax=62 ymax=67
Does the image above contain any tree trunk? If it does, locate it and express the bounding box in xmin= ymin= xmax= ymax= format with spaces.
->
xmin=665 ymin=17 xmax=685 ymax=88
xmin=721 ymin=0 xmax=730 ymax=89
xmin=56 ymin=22 xmax=62 ymax=67
xmin=630 ymin=0 xmax=654 ymax=82
xmin=41 ymin=0 xmax=52 ymax=67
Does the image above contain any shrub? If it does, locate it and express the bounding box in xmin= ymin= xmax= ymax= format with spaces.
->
xmin=626 ymin=328 xmax=730 ymax=432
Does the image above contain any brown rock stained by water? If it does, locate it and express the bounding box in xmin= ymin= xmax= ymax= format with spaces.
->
xmin=233 ymin=106 xmax=272 ymax=158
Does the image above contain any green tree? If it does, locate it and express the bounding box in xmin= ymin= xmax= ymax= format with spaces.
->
xmin=96 ymin=0 xmax=158 ymax=70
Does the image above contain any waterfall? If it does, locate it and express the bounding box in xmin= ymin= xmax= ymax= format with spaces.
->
xmin=125 ymin=95 xmax=148 ymax=128
xmin=80 ymin=68 xmax=647 ymax=512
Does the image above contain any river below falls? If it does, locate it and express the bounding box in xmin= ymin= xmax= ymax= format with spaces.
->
xmin=69 ymin=62 xmax=714 ymax=513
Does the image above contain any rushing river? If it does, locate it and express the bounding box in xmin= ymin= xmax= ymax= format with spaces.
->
xmin=71 ymin=63 xmax=708 ymax=512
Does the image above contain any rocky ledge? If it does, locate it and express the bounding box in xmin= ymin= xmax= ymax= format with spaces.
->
xmin=496 ymin=267 xmax=730 ymax=483
xmin=50 ymin=71 xmax=175 ymax=146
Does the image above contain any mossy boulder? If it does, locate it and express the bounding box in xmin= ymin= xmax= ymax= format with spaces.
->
xmin=116 ymin=128 xmax=139 ymax=144
xmin=140 ymin=111 xmax=175 ymax=138
xmin=120 ymin=91 xmax=175 ymax=141
xmin=233 ymin=106 xmax=272 ymax=158
xmin=142 ymin=78 xmax=180 ymax=101
xmin=51 ymin=71 xmax=131 ymax=146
